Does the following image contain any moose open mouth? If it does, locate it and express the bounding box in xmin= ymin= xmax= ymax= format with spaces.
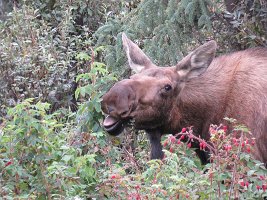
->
xmin=103 ymin=115 xmax=125 ymax=136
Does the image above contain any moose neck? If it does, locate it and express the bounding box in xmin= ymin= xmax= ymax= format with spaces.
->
xmin=168 ymin=62 xmax=229 ymax=138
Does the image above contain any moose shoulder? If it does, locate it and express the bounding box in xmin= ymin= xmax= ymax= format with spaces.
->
xmin=101 ymin=33 xmax=267 ymax=165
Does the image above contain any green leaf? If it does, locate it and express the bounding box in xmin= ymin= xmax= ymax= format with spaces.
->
xmin=76 ymin=52 xmax=91 ymax=61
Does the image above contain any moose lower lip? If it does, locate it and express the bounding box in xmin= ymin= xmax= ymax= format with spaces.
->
xmin=103 ymin=115 xmax=124 ymax=136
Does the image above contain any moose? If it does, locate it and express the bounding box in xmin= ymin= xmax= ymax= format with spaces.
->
xmin=101 ymin=33 xmax=267 ymax=166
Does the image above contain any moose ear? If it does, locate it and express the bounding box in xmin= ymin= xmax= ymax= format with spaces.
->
xmin=122 ymin=33 xmax=155 ymax=73
xmin=176 ymin=40 xmax=217 ymax=80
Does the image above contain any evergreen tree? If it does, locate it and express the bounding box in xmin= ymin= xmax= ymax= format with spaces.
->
xmin=95 ymin=0 xmax=267 ymax=76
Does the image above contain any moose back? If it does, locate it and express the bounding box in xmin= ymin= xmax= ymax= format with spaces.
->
xmin=101 ymin=33 xmax=267 ymax=165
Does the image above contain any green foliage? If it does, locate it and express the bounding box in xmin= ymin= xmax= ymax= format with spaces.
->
xmin=0 ymin=0 xmax=124 ymax=116
xmin=1 ymin=0 xmax=267 ymax=199
xmin=95 ymin=0 xmax=213 ymax=75
xmin=94 ymin=0 xmax=266 ymax=77
xmin=1 ymin=101 xmax=267 ymax=199
xmin=0 ymin=99 xmax=123 ymax=199
xmin=0 ymin=3 xmax=85 ymax=116
xmin=75 ymin=49 xmax=117 ymax=132
xmin=0 ymin=99 xmax=96 ymax=198
xmin=96 ymin=123 xmax=267 ymax=199
xmin=212 ymin=0 xmax=267 ymax=51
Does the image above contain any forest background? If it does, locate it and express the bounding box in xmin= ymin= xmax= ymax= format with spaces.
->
xmin=0 ymin=0 xmax=267 ymax=199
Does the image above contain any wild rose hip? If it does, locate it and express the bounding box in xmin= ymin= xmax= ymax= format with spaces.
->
xmin=251 ymin=138 xmax=255 ymax=145
xmin=177 ymin=139 xmax=181 ymax=145
xmin=200 ymin=141 xmax=206 ymax=150
xmin=187 ymin=142 xmax=192 ymax=148
xmin=170 ymin=136 xmax=176 ymax=143
xmin=200 ymin=142 xmax=203 ymax=150
xmin=224 ymin=144 xmax=232 ymax=151
xmin=180 ymin=135 xmax=185 ymax=140
xmin=232 ymin=138 xmax=237 ymax=143
xmin=181 ymin=128 xmax=187 ymax=133
xmin=202 ymin=142 xmax=206 ymax=149
xmin=240 ymin=181 xmax=245 ymax=187
xmin=245 ymin=181 xmax=249 ymax=187
xmin=256 ymin=185 xmax=261 ymax=190
xmin=135 ymin=185 xmax=141 ymax=190
xmin=163 ymin=140 xmax=168 ymax=147
xmin=5 ymin=161 xmax=12 ymax=167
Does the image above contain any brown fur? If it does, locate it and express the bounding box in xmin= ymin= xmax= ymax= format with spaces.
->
xmin=101 ymin=34 xmax=267 ymax=165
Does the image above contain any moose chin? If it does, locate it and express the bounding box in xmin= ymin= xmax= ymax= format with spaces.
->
xmin=101 ymin=33 xmax=267 ymax=166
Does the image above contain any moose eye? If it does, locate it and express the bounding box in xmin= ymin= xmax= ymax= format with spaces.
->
xmin=164 ymin=84 xmax=172 ymax=91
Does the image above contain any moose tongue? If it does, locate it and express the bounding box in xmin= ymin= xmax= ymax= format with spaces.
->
xmin=103 ymin=115 xmax=120 ymax=128
xmin=103 ymin=115 xmax=124 ymax=136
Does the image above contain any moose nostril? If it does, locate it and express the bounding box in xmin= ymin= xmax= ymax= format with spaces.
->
xmin=107 ymin=106 xmax=114 ymax=114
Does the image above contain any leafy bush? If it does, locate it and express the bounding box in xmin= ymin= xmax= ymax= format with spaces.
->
xmin=96 ymin=120 xmax=267 ymax=199
xmin=0 ymin=0 xmax=124 ymax=116
xmin=0 ymin=99 xmax=96 ymax=198
xmin=1 ymin=1 xmax=267 ymax=199
xmin=75 ymin=48 xmax=117 ymax=132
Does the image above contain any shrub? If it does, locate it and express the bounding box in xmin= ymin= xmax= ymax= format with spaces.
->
xmin=0 ymin=99 xmax=98 ymax=198
xmin=96 ymin=119 xmax=267 ymax=199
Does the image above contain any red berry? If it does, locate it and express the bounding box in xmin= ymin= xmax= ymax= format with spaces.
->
xmin=5 ymin=161 xmax=12 ymax=167
xmin=163 ymin=140 xmax=168 ymax=147
xmin=223 ymin=125 xmax=227 ymax=132
xmin=210 ymin=129 xmax=217 ymax=135
xmin=241 ymin=142 xmax=245 ymax=147
xmin=180 ymin=135 xmax=185 ymax=140
xmin=246 ymin=146 xmax=251 ymax=153
xmin=186 ymin=194 xmax=189 ymax=198
xmin=170 ymin=147 xmax=174 ymax=153
xmin=259 ymin=175 xmax=265 ymax=180
xmin=256 ymin=185 xmax=261 ymax=190
xmin=245 ymin=181 xmax=249 ymax=187
xmin=200 ymin=142 xmax=203 ymax=150
xmin=170 ymin=136 xmax=176 ymax=143
xmin=224 ymin=144 xmax=232 ymax=151
xmin=202 ymin=142 xmax=207 ymax=149
xmin=135 ymin=185 xmax=141 ymax=190
xmin=181 ymin=128 xmax=187 ymax=133
xmin=187 ymin=142 xmax=192 ymax=148
xmin=177 ymin=139 xmax=181 ymax=145
xmin=240 ymin=181 xmax=245 ymax=187
xmin=232 ymin=138 xmax=237 ymax=143
xmin=111 ymin=175 xmax=116 ymax=179
xmin=262 ymin=184 xmax=267 ymax=192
